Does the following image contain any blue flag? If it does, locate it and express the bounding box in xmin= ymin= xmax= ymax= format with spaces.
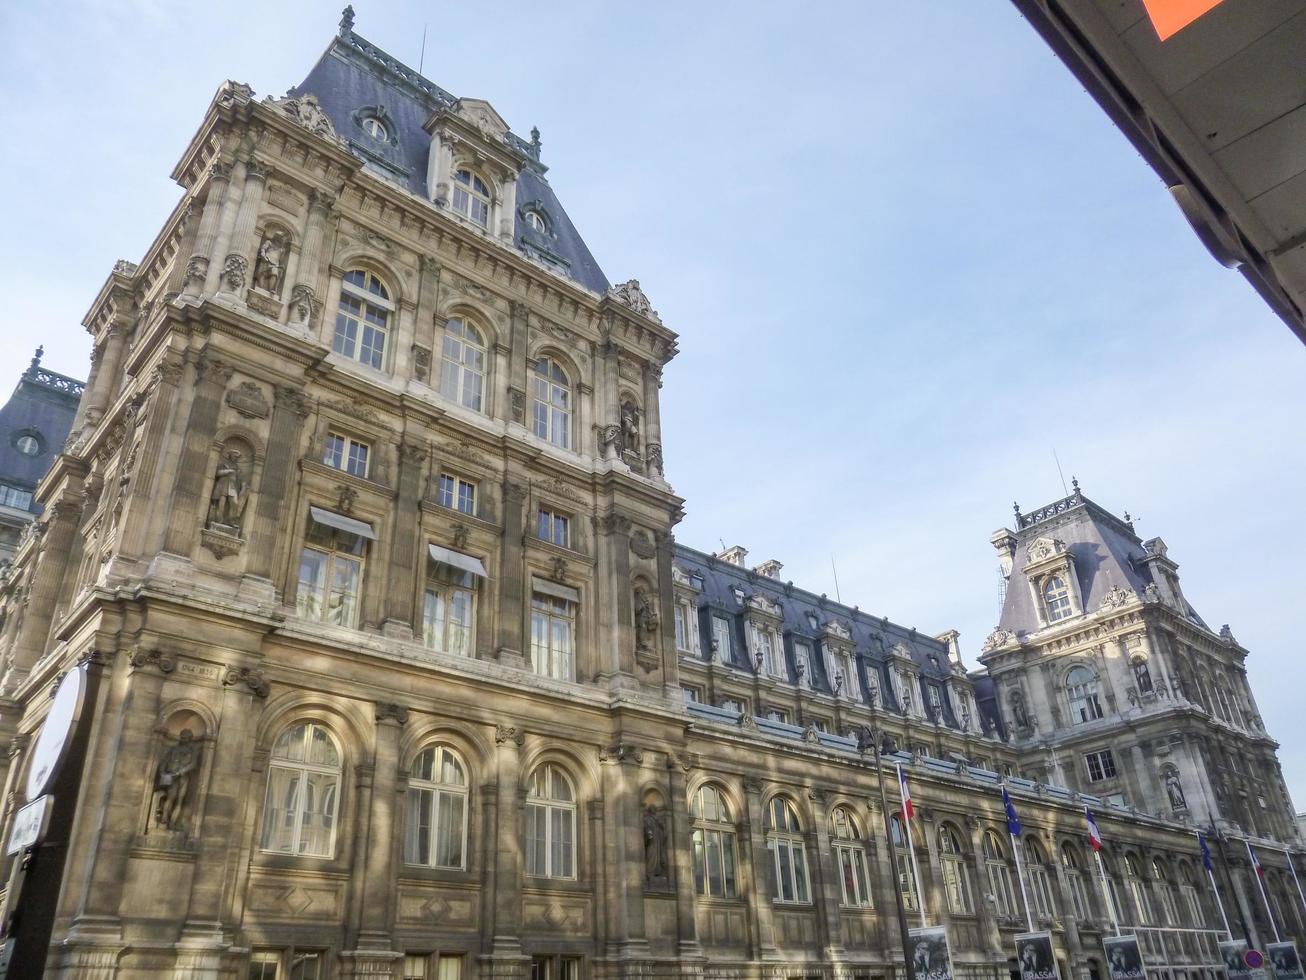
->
xmin=1002 ymin=784 xmax=1022 ymax=836
xmin=1198 ymin=830 xmax=1213 ymax=872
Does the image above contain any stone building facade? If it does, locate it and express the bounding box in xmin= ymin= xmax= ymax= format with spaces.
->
xmin=0 ymin=11 xmax=1302 ymax=980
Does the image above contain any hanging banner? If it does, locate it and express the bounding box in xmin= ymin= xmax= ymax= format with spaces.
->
xmin=1269 ymin=942 xmax=1304 ymax=980
xmin=1104 ymin=935 xmax=1146 ymax=980
xmin=1016 ymin=931 xmax=1059 ymax=980
xmin=909 ymin=925 xmax=954 ymax=980
xmin=1221 ymin=940 xmax=1254 ymax=980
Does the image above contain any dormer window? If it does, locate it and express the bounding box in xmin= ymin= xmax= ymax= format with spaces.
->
xmin=1043 ymin=576 xmax=1073 ymax=622
xmin=524 ymin=209 xmax=548 ymax=233
xmin=452 ymin=168 xmax=490 ymax=227
xmin=363 ymin=116 xmax=388 ymax=141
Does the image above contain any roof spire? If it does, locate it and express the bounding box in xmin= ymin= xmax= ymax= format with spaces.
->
xmin=529 ymin=126 xmax=542 ymax=161
xmin=339 ymin=4 xmax=355 ymax=35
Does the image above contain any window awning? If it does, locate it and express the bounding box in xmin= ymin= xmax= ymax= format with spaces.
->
xmin=429 ymin=543 xmax=488 ymax=579
xmin=309 ymin=506 xmax=376 ymax=541
xmin=532 ymin=577 xmax=579 ymax=604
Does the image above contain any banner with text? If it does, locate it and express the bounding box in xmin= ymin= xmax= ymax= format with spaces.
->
xmin=1104 ymin=935 xmax=1146 ymax=980
xmin=909 ymin=925 xmax=954 ymax=980
xmin=1269 ymin=942 xmax=1304 ymax=980
xmin=1221 ymin=939 xmax=1254 ymax=980
xmin=1016 ymin=931 xmax=1059 ymax=980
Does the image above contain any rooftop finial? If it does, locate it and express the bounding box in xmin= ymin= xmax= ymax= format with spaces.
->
xmin=1012 ymin=501 xmax=1022 ymax=522
xmin=1124 ymin=510 xmax=1136 ymax=532
xmin=29 ymin=346 xmax=43 ymax=372
xmin=529 ymin=126 xmax=542 ymax=161
xmin=1071 ymin=476 xmax=1080 ymax=492
xmin=340 ymin=4 xmax=355 ymax=34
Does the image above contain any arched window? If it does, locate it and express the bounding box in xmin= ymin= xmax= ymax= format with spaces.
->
xmin=938 ymin=824 xmax=973 ymax=914
xmin=1043 ymin=576 xmax=1073 ymax=622
xmin=405 ymin=745 xmax=468 ymax=868
xmin=532 ymin=357 xmax=572 ymax=449
xmin=260 ymin=722 xmax=341 ymax=857
xmin=765 ymin=797 xmax=810 ymax=904
xmin=1024 ymin=837 xmax=1056 ymax=919
xmin=1061 ymin=841 xmax=1091 ymax=919
xmin=1177 ymin=861 xmax=1204 ymax=926
xmin=333 ymin=269 xmax=393 ymax=369
xmin=438 ymin=317 xmax=487 ymax=412
xmin=890 ymin=814 xmax=920 ymax=912
xmin=983 ymin=830 xmax=1017 ymax=918
xmin=1151 ymin=857 xmax=1179 ymax=925
xmin=1066 ymin=666 xmax=1104 ymax=723
xmin=1132 ymin=657 xmax=1154 ymax=695
xmin=525 ymin=763 xmax=576 ymax=879
xmin=451 ymin=168 xmax=491 ymax=227
xmin=1098 ymin=853 xmax=1127 ymax=925
xmin=832 ymin=806 xmax=873 ymax=908
xmin=691 ymin=784 xmax=738 ymax=898
xmin=362 ymin=116 xmax=388 ymax=141
xmin=524 ymin=209 xmax=548 ymax=233
xmin=1125 ymin=854 xmax=1154 ymax=924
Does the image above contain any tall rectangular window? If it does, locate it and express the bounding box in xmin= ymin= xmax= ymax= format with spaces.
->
xmin=403 ymin=954 xmax=463 ymax=980
xmin=1085 ymin=749 xmax=1117 ymax=782
xmin=437 ymin=473 xmax=477 ymax=515
xmin=0 ymin=485 xmax=33 ymax=510
xmin=423 ymin=563 xmax=476 ymax=656
xmin=323 ymin=432 xmax=370 ymax=478
xmin=537 ymin=508 xmax=570 ymax=547
xmin=793 ymin=640 xmax=813 ymax=686
xmin=531 ymin=593 xmax=575 ymax=680
xmin=674 ymin=604 xmax=689 ymax=651
xmin=297 ymin=522 xmax=365 ymax=628
xmin=711 ymin=616 xmax=732 ymax=661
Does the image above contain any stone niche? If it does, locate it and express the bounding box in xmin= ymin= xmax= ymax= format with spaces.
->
xmin=138 ymin=704 xmax=215 ymax=849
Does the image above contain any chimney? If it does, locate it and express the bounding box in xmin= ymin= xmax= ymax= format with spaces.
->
xmin=754 ymin=559 xmax=784 ymax=579
xmin=990 ymin=528 xmax=1017 ymax=579
xmin=715 ymin=544 xmax=748 ymax=567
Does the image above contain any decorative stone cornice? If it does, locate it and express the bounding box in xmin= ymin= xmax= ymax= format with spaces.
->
xmin=599 ymin=742 xmax=644 ymax=764
xmin=495 ymin=724 xmax=525 ymax=746
xmin=223 ymin=666 xmax=270 ymax=698
xmin=128 ymin=648 xmax=176 ymax=674
xmin=376 ymin=702 xmax=410 ymax=725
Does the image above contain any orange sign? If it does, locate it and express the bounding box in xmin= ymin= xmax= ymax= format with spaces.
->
xmin=1141 ymin=0 xmax=1227 ymax=40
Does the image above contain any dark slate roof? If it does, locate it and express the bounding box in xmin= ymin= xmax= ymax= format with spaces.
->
xmin=672 ymin=543 xmax=966 ymax=726
xmin=0 ymin=349 xmax=83 ymax=511
xmin=289 ymin=29 xmax=610 ymax=294
xmin=997 ymin=488 xmax=1208 ymax=635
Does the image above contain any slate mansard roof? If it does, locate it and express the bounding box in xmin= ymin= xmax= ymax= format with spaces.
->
xmin=672 ymin=543 xmax=975 ymax=730
xmin=997 ymin=485 xmax=1209 ymax=636
xmin=289 ymin=23 xmax=611 ymax=294
xmin=0 ymin=349 xmax=84 ymax=511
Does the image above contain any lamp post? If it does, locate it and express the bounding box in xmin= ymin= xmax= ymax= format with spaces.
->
xmin=860 ymin=724 xmax=918 ymax=980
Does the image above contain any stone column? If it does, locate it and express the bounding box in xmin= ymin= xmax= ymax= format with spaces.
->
xmin=642 ymin=365 xmax=664 ymax=476
xmin=666 ymin=756 xmax=702 ymax=957
xmin=1051 ymin=845 xmax=1086 ymax=965
xmin=495 ymin=483 xmax=527 ymax=666
xmin=742 ymin=777 xmax=779 ymax=958
xmin=383 ymin=442 xmax=427 ymax=637
xmin=498 ymin=170 xmax=518 ymax=244
xmin=654 ymin=529 xmax=680 ymax=696
xmin=867 ymin=800 xmax=904 ymax=952
xmin=162 ymin=353 xmax=233 ymax=557
xmin=82 ymin=324 xmax=129 ymax=433
xmin=217 ymin=159 xmax=267 ymax=297
xmin=344 ymin=761 xmax=377 ymax=951
xmin=351 ymin=704 xmax=406 ymax=958
xmin=203 ymin=159 xmax=247 ymax=295
xmin=602 ymin=746 xmax=649 ymax=956
xmin=182 ymin=162 xmax=233 ymax=298
xmin=245 ymin=385 xmax=310 ymax=581
xmin=920 ymin=812 xmax=950 ymax=929
xmin=289 ymin=190 xmax=334 ymax=330
xmin=506 ymin=302 xmax=529 ymax=428
xmin=488 ymin=726 xmax=525 ymax=958
xmin=599 ymin=334 xmax=620 ymax=459
xmin=966 ymin=817 xmax=1001 ymax=954
xmin=113 ymin=359 xmax=184 ymax=564
xmin=411 ymin=258 xmax=442 ymax=384
xmin=6 ymin=493 xmax=85 ymax=685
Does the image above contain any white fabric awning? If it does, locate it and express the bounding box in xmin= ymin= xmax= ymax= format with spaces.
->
xmin=309 ymin=506 xmax=376 ymax=541
xmin=532 ymin=577 xmax=579 ymax=604
xmin=429 ymin=543 xmax=488 ymax=579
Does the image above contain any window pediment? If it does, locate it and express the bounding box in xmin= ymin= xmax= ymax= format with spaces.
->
xmin=1024 ymin=536 xmax=1067 ymax=567
xmin=454 ymin=98 xmax=509 ymax=142
xmin=746 ymin=593 xmax=783 ymax=619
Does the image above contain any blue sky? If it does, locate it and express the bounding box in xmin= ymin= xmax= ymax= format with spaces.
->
xmin=4 ymin=2 xmax=1305 ymax=804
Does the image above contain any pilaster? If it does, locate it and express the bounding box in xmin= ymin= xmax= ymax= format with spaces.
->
xmin=162 ymin=352 xmax=233 ymax=557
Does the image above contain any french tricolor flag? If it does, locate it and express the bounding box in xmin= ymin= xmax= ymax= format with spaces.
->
xmin=898 ymin=764 xmax=915 ymax=820
xmin=1085 ymin=806 xmax=1103 ymax=852
xmin=1249 ymin=843 xmax=1266 ymax=879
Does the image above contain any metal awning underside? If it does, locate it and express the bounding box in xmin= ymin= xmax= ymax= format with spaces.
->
xmin=1012 ymin=0 xmax=1306 ymax=345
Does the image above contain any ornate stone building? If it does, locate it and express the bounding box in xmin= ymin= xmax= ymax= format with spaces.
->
xmin=0 ymin=10 xmax=1301 ymax=980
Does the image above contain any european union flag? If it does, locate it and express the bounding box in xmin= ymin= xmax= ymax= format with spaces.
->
xmin=1002 ymin=784 xmax=1022 ymax=837
xmin=1198 ymin=830 xmax=1214 ymax=872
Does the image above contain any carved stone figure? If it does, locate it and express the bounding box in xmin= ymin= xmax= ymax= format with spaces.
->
xmin=620 ymin=401 xmax=641 ymax=455
xmin=1010 ymin=689 xmax=1031 ymax=730
xmin=607 ymin=279 xmax=661 ymax=323
xmin=253 ymin=233 xmax=288 ymax=294
xmin=634 ymin=588 xmax=659 ymax=654
xmin=867 ymin=674 xmax=880 ymax=707
xmin=1166 ymin=770 xmax=1187 ymax=810
xmin=206 ymin=449 xmax=250 ymax=531
xmin=154 ymin=729 xmax=201 ymax=831
xmin=643 ymin=805 xmax=667 ymax=882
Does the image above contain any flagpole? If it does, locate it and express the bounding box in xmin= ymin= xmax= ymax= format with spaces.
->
xmin=1247 ymin=840 xmax=1281 ymax=943
xmin=1205 ymin=864 xmax=1233 ymax=940
xmin=897 ymin=763 xmax=929 ymax=927
xmin=1003 ymin=784 xmax=1034 ymax=932
xmin=1283 ymin=846 xmax=1306 ymax=924
xmin=1094 ymin=849 xmax=1121 ymax=936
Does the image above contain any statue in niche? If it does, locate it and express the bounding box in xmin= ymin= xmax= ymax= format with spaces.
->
xmin=206 ymin=448 xmax=250 ymax=532
xmin=253 ymin=232 xmax=288 ymax=295
xmin=1010 ymin=689 xmax=1031 ymax=730
xmin=620 ymin=400 xmax=641 ymax=455
xmin=643 ymin=804 xmax=668 ymax=882
xmin=634 ymin=587 xmax=659 ymax=654
xmin=1165 ymin=770 xmax=1187 ymax=811
xmin=867 ymin=674 xmax=880 ymax=708
xmin=153 ymin=729 xmax=201 ymax=831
